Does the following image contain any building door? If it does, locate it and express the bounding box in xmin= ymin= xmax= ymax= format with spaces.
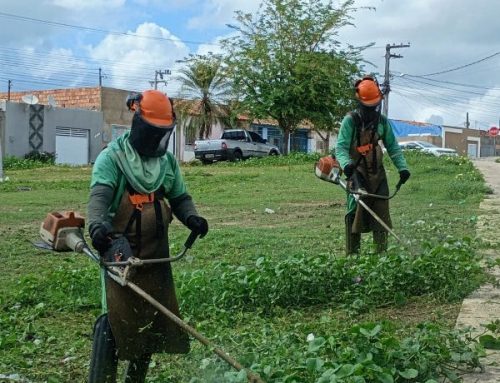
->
xmin=467 ymin=143 xmax=478 ymax=158
xmin=55 ymin=127 xmax=89 ymax=165
xmin=290 ymin=129 xmax=309 ymax=152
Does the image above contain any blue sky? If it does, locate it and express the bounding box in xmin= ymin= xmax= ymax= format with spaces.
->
xmin=1 ymin=0 xmax=500 ymax=129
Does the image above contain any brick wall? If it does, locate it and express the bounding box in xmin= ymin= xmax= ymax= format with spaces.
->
xmin=0 ymin=87 xmax=102 ymax=110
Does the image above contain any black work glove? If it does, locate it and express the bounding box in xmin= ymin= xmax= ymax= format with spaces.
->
xmin=90 ymin=222 xmax=113 ymax=253
xmin=102 ymin=236 xmax=133 ymax=264
xmin=343 ymin=163 xmax=356 ymax=178
xmin=399 ymin=169 xmax=411 ymax=184
xmin=186 ymin=215 xmax=209 ymax=238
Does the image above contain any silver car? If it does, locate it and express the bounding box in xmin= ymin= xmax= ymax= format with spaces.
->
xmin=399 ymin=140 xmax=458 ymax=157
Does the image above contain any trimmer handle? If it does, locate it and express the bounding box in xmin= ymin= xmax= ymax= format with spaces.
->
xmin=184 ymin=230 xmax=200 ymax=249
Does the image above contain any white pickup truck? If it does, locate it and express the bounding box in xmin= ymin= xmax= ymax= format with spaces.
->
xmin=194 ymin=129 xmax=280 ymax=163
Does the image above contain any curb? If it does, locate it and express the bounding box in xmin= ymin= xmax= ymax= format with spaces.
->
xmin=456 ymin=158 xmax=500 ymax=382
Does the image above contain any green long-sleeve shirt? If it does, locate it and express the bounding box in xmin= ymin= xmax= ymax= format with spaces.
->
xmin=335 ymin=114 xmax=408 ymax=172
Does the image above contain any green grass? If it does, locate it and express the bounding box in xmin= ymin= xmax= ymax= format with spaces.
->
xmin=0 ymin=152 xmax=491 ymax=382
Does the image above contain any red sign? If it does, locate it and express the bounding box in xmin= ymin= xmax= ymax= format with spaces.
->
xmin=489 ymin=127 xmax=499 ymax=136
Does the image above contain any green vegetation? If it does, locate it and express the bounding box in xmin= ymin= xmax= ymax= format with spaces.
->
xmin=176 ymin=54 xmax=233 ymax=141
xmin=224 ymin=0 xmax=363 ymax=154
xmin=0 ymin=152 xmax=492 ymax=382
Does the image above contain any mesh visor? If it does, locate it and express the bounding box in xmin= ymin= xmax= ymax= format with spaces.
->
xmin=130 ymin=114 xmax=174 ymax=157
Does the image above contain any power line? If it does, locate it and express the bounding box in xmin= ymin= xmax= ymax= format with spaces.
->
xmin=415 ymin=51 xmax=500 ymax=77
xmin=392 ymin=89 xmax=493 ymax=129
xmin=0 ymin=11 xmax=219 ymax=47
xmin=393 ymin=80 xmax=500 ymax=115
xmin=392 ymin=72 xmax=500 ymax=91
xmin=392 ymin=83 xmax=500 ymax=122
xmin=396 ymin=76 xmax=500 ymax=101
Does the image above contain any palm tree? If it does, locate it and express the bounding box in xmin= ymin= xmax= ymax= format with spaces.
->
xmin=176 ymin=54 xmax=233 ymax=141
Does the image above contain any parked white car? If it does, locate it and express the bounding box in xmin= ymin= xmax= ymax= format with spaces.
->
xmin=194 ymin=129 xmax=280 ymax=164
xmin=399 ymin=141 xmax=458 ymax=157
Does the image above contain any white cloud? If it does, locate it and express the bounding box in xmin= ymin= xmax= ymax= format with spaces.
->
xmin=89 ymin=22 xmax=190 ymax=91
xmin=339 ymin=0 xmax=500 ymax=126
xmin=465 ymin=88 xmax=500 ymax=129
xmin=196 ymin=35 xmax=227 ymax=56
xmin=187 ymin=0 xmax=260 ymax=30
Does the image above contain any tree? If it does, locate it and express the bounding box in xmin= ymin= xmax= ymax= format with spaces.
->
xmin=224 ymin=0 xmax=362 ymax=154
xmin=294 ymin=51 xmax=360 ymax=153
xmin=176 ymin=54 xmax=233 ymax=141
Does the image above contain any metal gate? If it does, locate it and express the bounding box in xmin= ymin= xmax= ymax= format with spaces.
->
xmin=55 ymin=127 xmax=89 ymax=165
xmin=290 ymin=129 xmax=308 ymax=152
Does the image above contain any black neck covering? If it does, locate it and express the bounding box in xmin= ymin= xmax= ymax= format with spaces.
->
xmin=358 ymin=103 xmax=381 ymax=128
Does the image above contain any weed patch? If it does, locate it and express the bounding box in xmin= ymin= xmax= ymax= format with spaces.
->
xmin=179 ymin=238 xmax=485 ymax=317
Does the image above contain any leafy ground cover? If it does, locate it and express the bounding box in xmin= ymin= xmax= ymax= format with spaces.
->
xmin=0 ymin=152 xmax=492 ymax=382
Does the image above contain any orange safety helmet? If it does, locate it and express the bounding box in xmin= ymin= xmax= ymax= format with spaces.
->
xmin=354 ymin=76 xmax=382 ymax=107
xmin=126 ymin=90 xmax=175 ymax=128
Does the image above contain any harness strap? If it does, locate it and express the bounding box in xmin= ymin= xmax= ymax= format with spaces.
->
xmin=153 ymin=198 xmax=165 ymax=238
xmin=124 ymin=184 xmax=166 ymax=256
xmin=350 ymin=111 xmax=380 ymax=174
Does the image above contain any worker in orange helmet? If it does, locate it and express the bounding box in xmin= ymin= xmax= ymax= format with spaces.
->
xmin=335 ymin=75 xmax=410 ymax=255
xmin=86 ymin=90 xmax=208 ymax=382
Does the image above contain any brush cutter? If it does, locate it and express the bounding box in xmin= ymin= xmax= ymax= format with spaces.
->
xmin=315 ymin=156 xmax=403 ymax=243
xmin=34 ymin=211 xmax=265 ymax=383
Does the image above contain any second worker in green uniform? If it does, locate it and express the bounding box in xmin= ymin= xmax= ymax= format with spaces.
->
xmin=335 ymin=76 xmax=410 ymax=255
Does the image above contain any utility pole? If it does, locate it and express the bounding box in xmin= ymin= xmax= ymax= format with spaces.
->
xmin=383 ymin=43 xmax=410 ymax=116
xmin=99 ymin=68 xmax=103 ymax=87
xmin=465 ymin=112 xmax=470 ymax=129
xmin=7 ymin=80 xmax=12 ymax=101
xmin=150 ymin=70 xmax=171 ymax=90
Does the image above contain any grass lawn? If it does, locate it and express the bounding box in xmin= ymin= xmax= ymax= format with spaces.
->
xmin=0 ymin=152 xmax=491 ymax=382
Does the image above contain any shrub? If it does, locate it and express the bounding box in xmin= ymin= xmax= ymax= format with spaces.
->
xmin=3 ymin=152 xmax=56 ymax=170
xmin=24 ymin=150 xmax=56 ymax=164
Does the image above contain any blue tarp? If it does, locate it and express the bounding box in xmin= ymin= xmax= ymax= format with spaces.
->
xmin=389 ymin=119 xmax=442 ymax=137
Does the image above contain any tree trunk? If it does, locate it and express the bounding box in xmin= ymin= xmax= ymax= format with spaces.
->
xmin=283 ymin=129 xmax=290 ymax=155
xmin=323 ymin=132 xmax=330 ymax=155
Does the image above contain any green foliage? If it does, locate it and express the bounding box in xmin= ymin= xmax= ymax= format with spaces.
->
xmin=178 ymin=238 xmax=485 ymax=317
xmin=291 ymin=322 xmax=481 ymax=382
xmin=195 ymin=322 xmax=482 ymax=383
xmin=24 ymin=150 xmax=56 ymax=164
xmin=212 ymin=151 xmax=322 ymax=167
xmin=479 ymin=320 xmax=500 ymax=350
xmin=176 ymin=54 xmax=233 ymax=141
xmin=294 ymin=51 xmax=359 ymax=151
xmin=223 ymin=0 xmax=364 ymax=153
xmin=3 ymin=155 xmax=53 ymax=170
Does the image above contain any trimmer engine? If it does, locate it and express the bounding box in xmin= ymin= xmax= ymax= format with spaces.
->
xmin=39 ymin=211 xmax=86 ymax=252
xmin=314 ymin=155 xmax=342 ymax=184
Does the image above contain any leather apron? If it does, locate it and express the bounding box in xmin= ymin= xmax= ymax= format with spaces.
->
xmin=350 ymin=124 xmax=392 ymax=233
xmin=105 ymin=190 xmax=190 ymax=360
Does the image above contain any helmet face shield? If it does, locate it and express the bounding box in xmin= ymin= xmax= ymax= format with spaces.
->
xmin=130 ymin=114 xmax=174 ymax=157
xmin=126 ymin=90 xmax=176 ymax=157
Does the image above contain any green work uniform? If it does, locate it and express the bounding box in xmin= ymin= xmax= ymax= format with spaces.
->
xmin=335 ymin=113 xmax=408 ymax=233
xmin=89 ymin=132 xmax=192 ymax=359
